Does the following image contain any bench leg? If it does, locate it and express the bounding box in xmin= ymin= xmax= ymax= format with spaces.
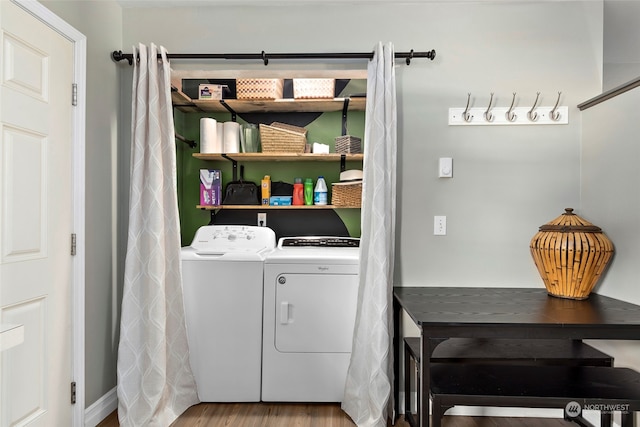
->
xmin=404 ymin=340 xmax=412 ymax=421
xmin=431 ymin=396 xmax=443 ymax=427
xmin=621 ymin=411 xmax=634 ymax=427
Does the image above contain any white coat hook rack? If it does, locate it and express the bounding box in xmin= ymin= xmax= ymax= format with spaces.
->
xmin=449 ymin=92 xmax=568 ymax=126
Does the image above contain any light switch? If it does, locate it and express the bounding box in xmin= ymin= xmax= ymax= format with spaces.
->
xmin=439 ymin=157 xmax=453 ymax=178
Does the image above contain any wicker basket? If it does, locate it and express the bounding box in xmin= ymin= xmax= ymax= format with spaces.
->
xmin=293 ymin=78 xmax=335 ymax=99
xmin=237 ymin=79 xmax=284 ymax=100
xmin=530 ymin=208 xmax=614 ymax=300
xmin=331 ymin=182 xmax=362 ymax=207
xmin=259 ymin=122 xmax=307 ymax=153
xmin=335 ymin=135 xmax=362 ymax=154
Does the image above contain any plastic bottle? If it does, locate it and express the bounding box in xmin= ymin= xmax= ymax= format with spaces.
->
xmin=293 ymin=177 xmax=304 ymax=206
xmin=313 ymin=176 xmax=328 ymax=205
xmin=304 ymin=178 xmax=314 ymax=206
xmin=261 ymin=175 xmax=271 ymax=205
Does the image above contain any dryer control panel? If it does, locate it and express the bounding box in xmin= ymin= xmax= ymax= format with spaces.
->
xmin=279 ymin=236 xmax=360 ymax=248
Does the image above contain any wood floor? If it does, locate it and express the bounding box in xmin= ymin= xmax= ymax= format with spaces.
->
xmin=96 ymin=403 xmax=577 ymax=427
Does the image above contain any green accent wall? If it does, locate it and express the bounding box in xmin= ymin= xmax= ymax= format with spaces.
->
xmin=175 ymin=108 xmax=365 ymax=246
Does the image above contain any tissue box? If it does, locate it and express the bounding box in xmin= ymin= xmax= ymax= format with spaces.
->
xmin=200 ymin=169 xmax=221 ymax=206
xmin=269 ymin=196 xmax=292 ymax=206
xmin=293 ymin=78 xmax=335 ymax=99
xmin=199 ymin=84 xmax=223 ymax=100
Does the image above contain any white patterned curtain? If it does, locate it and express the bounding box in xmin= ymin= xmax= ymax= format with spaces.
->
xmin=117 ymin=43 xmax=199 ymax=427
xmin=342 ymin=42 xmax=397 ymax=427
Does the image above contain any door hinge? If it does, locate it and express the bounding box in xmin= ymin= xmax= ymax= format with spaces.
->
xmin=71 ymin=233 xmax=77 ymax=256
xmin=71 ymin=381 xmax=77 ymax=404
xmin=72 ymin=83 xmax=78 ymax=106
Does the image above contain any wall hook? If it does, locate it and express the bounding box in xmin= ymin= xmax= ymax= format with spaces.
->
xmin=528 ymin=92 xmax=540 ymax=122
xmin=484 ymin=92 xmax=495 ymax=122
xmin=261 ymin=50 xmax=269 ymax=66
xmin=463 ymin=93 xmax=473 ymax=122
xmin=550 ymin=91 xmax=562 ymax=121
xmin=506 ymin=92 xmax=517 ymax=122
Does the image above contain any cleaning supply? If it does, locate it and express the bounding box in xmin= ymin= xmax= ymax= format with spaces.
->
xmin=293 ymin=178 xmax=304 ymax=206
xmin=261 ymin=175 xmax=271 ymax=205
xmin=313 ymin=176 xmax=328 ymax=205
xmin=304 ymin=178 xmax=314 ymax=206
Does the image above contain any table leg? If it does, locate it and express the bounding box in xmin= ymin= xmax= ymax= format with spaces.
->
xmin=393 ymin=296 xmax=401 ymax=422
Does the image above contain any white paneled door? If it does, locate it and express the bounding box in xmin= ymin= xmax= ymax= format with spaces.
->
xmin=0 ymin=1 xmax=74 ymax=426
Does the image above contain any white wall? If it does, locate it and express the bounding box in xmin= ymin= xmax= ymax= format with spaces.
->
xmin=580 ymin=85 xmax=640 ymax=424
xmin=121 ymin=1 xmax=603 ymax=291
xmin=38 ymin=0 xmax=640 ymax=420
xmin=603 ymin=0 xmax=640 ymax=90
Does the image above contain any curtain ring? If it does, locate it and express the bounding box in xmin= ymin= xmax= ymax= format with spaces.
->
xmin=261 ymin=51 xmax=269 ymax=66
xmin=406 ymin=49 xmax=414 ymax=65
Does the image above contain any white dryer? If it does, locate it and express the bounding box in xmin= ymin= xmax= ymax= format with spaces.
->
xmin=262 ymin=236 xmax=360 ymax=402
xmin=181 ymin=225 xmax=276 ymax=402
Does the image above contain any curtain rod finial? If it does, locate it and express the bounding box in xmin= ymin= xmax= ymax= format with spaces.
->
xmin=112 ymin=50 xmax=133 ymax=65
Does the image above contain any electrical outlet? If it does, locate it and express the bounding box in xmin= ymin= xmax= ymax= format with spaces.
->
xmin=434 ymin=216 xmax=446 ymax=235
xmin=257 ymin=212 xmax=267 ymax=227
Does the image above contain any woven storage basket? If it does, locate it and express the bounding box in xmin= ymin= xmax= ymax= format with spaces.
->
xmin=530 ymin=208 xmax=614 ymax=300
xmin=331 ymin=182 xmax=362 ymax=207
xmin=335 ymin=135 xmax=362 ymax=154
xmin=259 ymin=122 xmax=307 ymax=153
xmin=293 ymin=78 xmax=335 ymax=99
xmin=237 ymin=78 xmax=284 ymax=100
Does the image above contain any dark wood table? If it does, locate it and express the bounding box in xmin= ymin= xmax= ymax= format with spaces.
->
xmin=393 ymin=287 xmax=640 ymax=427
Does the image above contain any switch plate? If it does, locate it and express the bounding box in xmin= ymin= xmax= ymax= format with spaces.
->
xmin=434 ymin=216 xmax=446 ymax=235
xmin=439 ymin=157 xmax=453 ymax=178
xmin=258 ymin=212 xmax=267 ymax=227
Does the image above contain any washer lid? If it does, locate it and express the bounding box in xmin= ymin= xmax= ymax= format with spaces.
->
xmin=183 ymin=225 xmax=276 ymax=257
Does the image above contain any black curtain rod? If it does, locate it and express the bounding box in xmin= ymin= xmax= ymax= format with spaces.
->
xmin=111 ymin=49 xmax=436 ymax=66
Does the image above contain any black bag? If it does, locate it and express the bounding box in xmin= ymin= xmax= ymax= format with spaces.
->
xmin=222 ymin=165 xmax=260 ymax=205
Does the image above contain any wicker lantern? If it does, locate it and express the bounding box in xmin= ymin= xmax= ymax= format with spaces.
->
xmin=530 ymin=208 xmax=614 ymax=300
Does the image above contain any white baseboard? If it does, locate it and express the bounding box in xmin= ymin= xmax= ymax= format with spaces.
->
xmin=84 ymin=387 xmax=117 ymax=427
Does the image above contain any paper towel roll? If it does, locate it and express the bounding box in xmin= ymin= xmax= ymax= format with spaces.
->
xmin=216 ymin=122 xmax=224 ymax=152
xmin=200 ymin=118 xmax=222 ymax=153
xmin=223 ymin=121 xmax=240 ymax=153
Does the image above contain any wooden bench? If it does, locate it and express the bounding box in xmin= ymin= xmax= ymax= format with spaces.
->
xmin=431 ymin=363 xmax=640 ymax=427
xmin=403 ymin=337 xmax=614 ymax=427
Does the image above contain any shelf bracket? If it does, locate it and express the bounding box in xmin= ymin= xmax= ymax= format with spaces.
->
xmin=340 ymin=154 xmax=346 ymax=172
xmin=221 ymin=153 xmax=238 ymax=180
xmin=341 ymin=98 xmax=350 ymax=136
xmin=209 ymin=210 xmax=216 ymax=225
xmin=220 ymin=100 xmax=237 ymax=122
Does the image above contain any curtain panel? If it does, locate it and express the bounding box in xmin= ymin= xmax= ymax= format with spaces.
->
xmin=117 ymin=43 xmax=199 ymax=427
xmin=342 ymin=41 xmax=398 ymax=427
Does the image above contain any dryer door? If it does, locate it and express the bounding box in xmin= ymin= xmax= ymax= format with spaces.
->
xmin=275 ymin=272 xmax=358 ymax=353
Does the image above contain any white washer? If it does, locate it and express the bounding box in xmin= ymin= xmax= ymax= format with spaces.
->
xmin=262 ymin=236 xmax=360 ymax=402
xmin=181 ymin=225 xmax=276 ymax=402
